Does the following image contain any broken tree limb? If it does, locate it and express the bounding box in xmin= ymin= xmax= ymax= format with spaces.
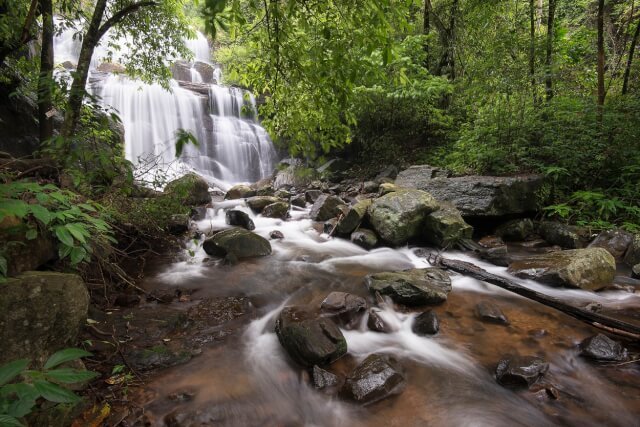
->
xmin=429 ymin=254 xmax=640 ymax=341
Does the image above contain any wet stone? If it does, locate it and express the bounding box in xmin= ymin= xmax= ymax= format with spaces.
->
xmin=632 ymin=263 xmax=640 ymax=279
xmin=290 ymin=194 xmax=306 ymax=208
xmin=225 ymin=209 xmax=255 ymax=230
xmin=475 ymin=301 xmax=509 ymax=325
xmin=579 ymin=334 xmax=628 ymax=362
xmin=312 ymin=365 xmax=341 ymax=390
xmin=269 ymin=230 xmax=284 ymax=240
xmin=262 ymin=201 xmax=289 ymax=219
xmin=365 ymin=268 xmax=452 ymax=306
xmin=367 ymin=308 xmax=390 ymax=333
xmin=305 ymin=189 xmax=323 ymax=203
xmin=114 ymin=293 xmax=141 ymax=308
xmin=310 ymin=194 xmax=346 ymax=221
xmin=412 ymin=310 xmax=440 ymax=335
xmin=495 ymin=355 xmax=548 ymax=388
xmin=320 ymin=292 xmax=367 ymax=329
xmin=478 ymin=235 xmax=505 ymax=249
xmin=343 ymin=354 xmax=406 ymax=405
xmin=351 ymin=229 xmax=378 ymax=250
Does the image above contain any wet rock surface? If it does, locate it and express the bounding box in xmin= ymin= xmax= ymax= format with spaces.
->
xmin=336 ymin=199 xmax=371 ymax=235
xmin=203 ymin=227 xmax=272 ymax=259
xmin=320 ymin=292 xmax=367 ymax=329
xmin=369 ymin=189 xmax=439 ymax=246
xmin=269 ymin=230 xmax=284 ymax=240
xmin=165 ymin=173 xmax=211 ymax=206
xmin=275 ymin=306 xmax=347 ymax=367
xmin=261 ymin=201 xmax=289 ymax=219
xmin=538 ymin=221 xmax=588 ymax=249
xmin=351 ymin=228 xmax=378 ymax=250
xmin=367 ymin=308 xmax=391 ymax=333
xmin=507 ymin=248 xmax=616 ymax=290
xmin=309 ymin=194 xmax=346 ymax=221
xmin=423 ymin=201 xmax=473 ymax=248
xmin=475 ymin=301 xmax=509 ymax=325
xmin=225 ymin=184 xmax=256 ymax=200
xmin=167 ymin=214 xmax=190 ymax=235
xmin=365 ymin=268 xmax=452 ymax=306
xmin=312 ymin=365 xmax=341 ymax=390
xmin=412 ymin=310 xmax=440 ymax=335
xmin=588 ymin=229 xmax=634 ymax=260
xmin=495 ymin=355 xmax=548 ymax=388
xmin=343 ymin=354 xmax=406 ymax=405
xmin=579 ymin=334 xmax=628 ymax=362
xmin=246 ymin=196 xmax=282 ymax=213
xmin=496 ymin=218 xmax=534 ymax=241
xmin=225 ymin=209 xmax=255 ymax=230
xmin=623 ymin=234 xmax=640 ymax=266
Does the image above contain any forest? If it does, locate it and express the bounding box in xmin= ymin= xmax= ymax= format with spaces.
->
xmin=0 ymin=0 xmax=639 ymax=426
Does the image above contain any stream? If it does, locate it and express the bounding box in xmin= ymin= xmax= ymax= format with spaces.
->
xmin=132 ymin=202 xmax=640 ymax=427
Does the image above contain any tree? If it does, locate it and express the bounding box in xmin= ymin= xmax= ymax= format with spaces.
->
xmin=38 ymin=0 xmax=54 ymax=143
xmin=0 ymin=0 xmax=39 ymax=68
xmin=597 ymin=0 xmax=606 ymax=107
xmin=622 ymin=13 xmax=640 ymax=94
xmin=545 ymin=0 xmax=557 ymax=101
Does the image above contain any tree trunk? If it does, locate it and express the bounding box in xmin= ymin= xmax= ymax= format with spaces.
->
xmin=597 ymin=0 xmax=606 ymax=107
xmin=60 ymin=0 xmax=108 ymax=139
xmin=423 ymin=0 xmax=430 ymax=70
xmin=622 ymin=16 xmax=640 ymax=95
xmin=38 ymin=0 xmax=54 ymax=144
xmin=529 ymin=0 xmax=536 ymax=103
xmin=545 ymin=0 xmax=557 ymax=102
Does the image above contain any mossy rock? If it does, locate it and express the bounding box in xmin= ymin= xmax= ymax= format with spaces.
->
xmin=164 ymin=173 xmax=211 ymax=206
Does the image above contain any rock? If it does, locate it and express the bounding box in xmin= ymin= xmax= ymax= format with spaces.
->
xmin=255 ymin=186 xmax=275 ymax=197
xmin=480 ymin=245 xmax=511 ymax=267
xmin=378 ymin=182 xmax=398 ymax=195
xmin=1 ymin=217 xmax=56 ymax=277
xmin=367 ymin=308 xmax=391 ymax=333
xmin=61 ymin=60 xmax=76 ymax=70
xmin=320 ymin=292 xmax=367 ymax=329
xmin=202 ymin=227 xmax=271 ymax=259
xmin=262 ymin=202 xmax=289 ymax=219
xmin=269 ymin=230 xmax=284 ymax=240
xmin=365 ymin=268 xmax=452 ymax=306
xmin=225 ymin=210 xmax=255 ymax=230
xmin=0 ymin=272 xmax=89 ymax=364
xmin=496 ymin=218 xmax=535 ymax=241
xmin=623 ymin=234 xmax=640 ymax=266
xmin=579 ymin=334 xmax=628 ymax=362
xmin=96 ymin=62 xmax=126 ymax=73
xmin=164 ymin=173 xmax=211 ymax=206
xmin=275 ymin=306 xmax=347 ymax=367
xmin=375 ymin=165 xmax=399 ymax=182
xmin=343 ymin=354 xmax=406 ymax=405
xmin=336 ymin=199 xmax=371 ymax=235
xmin=194 ymin=61 xmax=215 ymax=83
xmin=423 ymin=201 xmax=473 ymax=248
xmin=114 ymin=293 xmax=141 ymax=307
xmin=290 ymin=194 xmax=306 ymax=208
xmin=495 ymin=355 xmax=548 ymax=388
xmin=412 ymin=311 xmax=439 ymax=335
xmin=394 ymin=165 xmax=449 ymax=187
xmin=317 ymin=159 xmax=349 ymax=177
xmin=274 ymin=189 xmax=291 ymax=199
xmin=273 ymin=159 xmax=316 ymax=189
xmin=362 ymin=181 xmax=379 ymax=194
xmin=323 ymin=218 xmax=338 ymax=234
xmin=309 ymin=195 xmax=345 ymax=221
xmin=507 ymin=248 xmax=615 ymax=291
xmin=369 ymin=189 xmax=439 ymax=246
xmin=478 ymin=235 xmax=505 ymax=248
xmin=225 ymin=184 xmax=256 ymax=200
xmin=167 ymin=214 xmax=190 ymax=235
xmin=170 ymin=60 xmax=192 ymax=82
xmin=632 ymin=264 xmax=640 ymax=279
xmin=588 ymin=229 xmax=634 ymax=260
xmin=190 ymin=206 xmax=207 ymax=221
xmin=475 ymin=301 xmax=509 ymax=324
xmin=305 ymin=189 xmax=324 ymax=203
xmin=396 ymin=172 xmax=544 ymax=218
xmin=127 ymin=346 xmax=191 ymax=371
xmin=351 ymin=229 xmax=379 ymax=250
xmin=538 ymin=221 xmax=588 ymax=249
xmin=312 ymin=365 xmax=341 ymax=390
xmin=246 ymin=196 xmax=282 ymax=213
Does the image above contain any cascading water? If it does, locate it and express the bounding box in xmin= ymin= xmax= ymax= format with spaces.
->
xmin=53 ymin=22 xmax=277 ymax=189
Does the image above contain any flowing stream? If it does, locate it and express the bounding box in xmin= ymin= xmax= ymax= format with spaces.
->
xmin=135 ymin=203 xmax=640 ymax=427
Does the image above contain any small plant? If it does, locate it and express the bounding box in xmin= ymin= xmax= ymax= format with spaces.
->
xmin=0 ymin=349 xmax=98 ymax=426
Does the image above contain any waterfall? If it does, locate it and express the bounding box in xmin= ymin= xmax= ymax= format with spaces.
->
xmin=53 ymin=20 xmax=277 ymax=189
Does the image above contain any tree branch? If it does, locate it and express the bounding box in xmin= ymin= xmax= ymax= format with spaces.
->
xmin=97 ymin=1 xmax=158 ymax=40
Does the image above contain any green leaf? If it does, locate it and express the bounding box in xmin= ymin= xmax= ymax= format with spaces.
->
xmin=0 ymin=359 xmax=29 ymax=386
xmin=33 ymin=380 xmax=79 ymax=404
xmin=0 ymin=383 xmax=40 ymax=401
xmin=69 ymin=246 xmax=87 ymax=266
xmin=65 ymin=223 xmax=88 ymax=244
xmin=24 ymin=228 xmax=37 ymax=241
xmin=44 ymin=349 xmax=92 ymax=369
xmin=78 ymin=203 xmax=97 ymax=212
xmin=0 ymin=200 xmax=29 ymax=220
xmin=0 ymin=415 xmax=24 ymax=427
xmin=28 ymin=205 xmax=51 ymax=225
xmin=58 ymin=244 xmax=73 ymax=260
xmin=54 ymin=226 xmax=74 ymax=247
xmin=45 ymin=368 xmax=98 ymax=384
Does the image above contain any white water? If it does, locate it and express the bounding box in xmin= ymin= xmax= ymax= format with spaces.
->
xmin=53 ymin=21 xmax=277 ymax=189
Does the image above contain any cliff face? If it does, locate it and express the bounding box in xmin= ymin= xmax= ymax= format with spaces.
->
xmin=0 ymin=80 xmax=41 ymax=157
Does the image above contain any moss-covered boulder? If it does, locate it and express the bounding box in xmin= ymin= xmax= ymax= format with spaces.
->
xmin=365 ymin=268 xmax=451 ymax=306
xmin=225 ymin=184 xmax=256 ymax=200
xmin=275 ymin=306 xmax=347 ymax=367
xmin=507 ymin=248 xmax=615 ymax=291
xmin=538 ymin=221 xmax=588 ymax=249
xmin=246 ymin=196 xmax=282 ymax=213
xmin=336 ymin=199 xmax=372 ymax=235
xmin=369 ymin=190 xmax=439 ymax=246
xmin=202 ymin=227 xmax=272 ymax=259
xmin=423 ymin=201 xmax=473 ymax=248
xmin=351 ymin=228 xmax=378 ymax=250
xmin=0 ymin=272 xmax=89 ymax=364
xmin=164 ymin=173 xmax=211 ymax=206
xmin=309 ymin=195 xmax=346 ymax=221
xmin=261 ymin=202 xmax=289 ymax=219
xmin=496 ymin=218 xmax=535 ymax=241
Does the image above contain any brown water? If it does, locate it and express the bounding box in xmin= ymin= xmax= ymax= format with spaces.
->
xmin=133 ymin=204 xmax=640 ymax=427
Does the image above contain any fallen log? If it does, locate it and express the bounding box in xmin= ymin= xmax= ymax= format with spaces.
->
xmin=429 ymin=254 xmax=640 ymax=341
xmin=0 ymin=157 xmax=59 ymax=178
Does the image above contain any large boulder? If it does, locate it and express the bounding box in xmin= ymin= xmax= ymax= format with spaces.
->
xmin=412 ymin=311 xmax=440 ymax=335
xmin=170 ymin=60 xmax=192 ymax=82
xmin=273 ymin=159 xmax=316 ymax=189
xmin=164 ymin=173 xmax=211 ymax=206
xmin=394 ymin=165 xmax=449 ymax=187
xmin=369 ymin=190 xmax=439 ymax=246
xmin=194 ymin=61 xmax=215 ymax=83
xmin=342 ymin=354 xmax=406 ymax=405
xmin=225 ymin=210 xmax=255 ymax=230
xmin=624 ymin=234 xmax=640 ymax=266
xmin=507 ymin=248 xmax=615 ymax=291
xmin=579 ymin=334 xmax=628 ymax=362
xmin=538 ymin=221 xmax=588 ymax=249
xmin=275 ymin=306 xmax=347 ymax=367
xmin=261 ymin=202 xmax=289 ymax=219
xmin=320 ymin=292 xmax=367 ymax=329
xmin=351 ymin=229 xmax=378 ymax=250
xmin=496 ymin=218 xmax=535 ymax=242
xmin=588 ymin=229 xmax=634 ymax=260
xmin=423 ymin=201 xmax=473 ymax=248
xmin=0 ymin=272 xmax=89 ymax=364
xmin=395 ymin=170 xmax=544 ymax=218
xmin=309 ymin=195 xmax=345 ymax=221
xmin=1 ymin=216 xmax=56 ymax=276
xmin=365 ymin=268 xmax=452 ymax=306
xmin=225 ymin=184 xmax=256 ymax=200
xmin=202 ymin=228 xmax=271 ymax=259
xmin=246 ymin=196 xmax=282 ymax=213
xmin=336 ymin=199 xmax=372 ymax=235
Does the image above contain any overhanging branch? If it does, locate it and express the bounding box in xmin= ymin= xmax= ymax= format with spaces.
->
xmin=97 ymin=1 xmax=158 ymax=40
